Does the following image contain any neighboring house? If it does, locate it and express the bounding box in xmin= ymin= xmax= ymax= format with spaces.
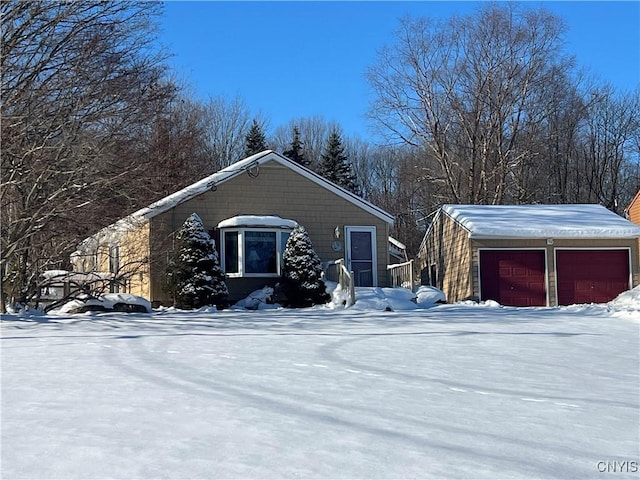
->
xmin=72 ymin=150 xmax=395 ymax=305
xmin=625 ymin=189 xmax=640 ymax=225
xmin=418 ymin=204 xmax=640 ymax=307
xmin=625 ymin=189 xmax=640 ymax=264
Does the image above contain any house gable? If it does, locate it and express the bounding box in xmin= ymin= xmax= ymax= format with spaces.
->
xmin=136 ymin=150 xmax=394 ymax=225
xmin=418 ymin=208 xmax=473 ymax=301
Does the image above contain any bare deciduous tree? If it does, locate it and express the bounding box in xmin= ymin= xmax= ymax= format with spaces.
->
xmin=578 ymin=88 xmax=640 ymax=212
xmin=203 ymin=95 xmax=254 ymax=170
xmin=366 ymin=4 xmax=572 ymax=205
xmin=142 ymin=96 xmax=213 ymax=199
xmin=1 ymin=1 xmax=175 ymax=310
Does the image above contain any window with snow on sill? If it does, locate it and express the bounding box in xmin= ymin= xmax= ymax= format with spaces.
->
xmin=217 ymin=215 xmax=298 ymax=278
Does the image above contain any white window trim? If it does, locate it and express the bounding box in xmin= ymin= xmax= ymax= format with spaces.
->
xmin=220 ymin=227 xmax=291 ymax=278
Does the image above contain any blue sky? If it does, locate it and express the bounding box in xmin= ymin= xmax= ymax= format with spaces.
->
xmin=159 ymin=1 xmax=639 ymax=140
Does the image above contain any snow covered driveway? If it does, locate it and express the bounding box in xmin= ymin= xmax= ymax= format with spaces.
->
xmin=2 ymin=304 xmax=639 ymax=479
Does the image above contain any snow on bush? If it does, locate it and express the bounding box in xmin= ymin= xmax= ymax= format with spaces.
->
xmin=167 ymin=213 xmax=228 ymax=309
xmin=347 ymin=286 xmax=448 ymax=311
xmin=415 ymin=286 xmax=446 ymax=307
xmin=326 ymin=285 xmax=447 ymax=312
xmin=281 ymin=225 xmax=330 ymax=308
xmin=350 ymin=287 xmax=417 ymax=311
xmin=232 ymin=286 xmax=280 ymax=310
xmin=52 ymin=293 xmax=152 ymax=314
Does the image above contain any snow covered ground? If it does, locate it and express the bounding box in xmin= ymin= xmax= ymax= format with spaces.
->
xmin=2 ymin=291 xmax=639 ymax=479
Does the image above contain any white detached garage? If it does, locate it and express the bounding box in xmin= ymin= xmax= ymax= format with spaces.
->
xmin=418 ymin=204 xmax=640 ymax=307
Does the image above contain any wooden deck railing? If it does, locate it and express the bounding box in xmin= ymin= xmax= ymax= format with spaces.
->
xmin=387 ymin=259 xmax=415 ymax=290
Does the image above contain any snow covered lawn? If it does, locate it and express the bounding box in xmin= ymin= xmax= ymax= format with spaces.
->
xmin=2 ymin=301 xmax=639 ymax=479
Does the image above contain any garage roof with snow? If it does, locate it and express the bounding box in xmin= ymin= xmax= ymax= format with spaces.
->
xmin=443 ymin=204 xmax=640 ymax=239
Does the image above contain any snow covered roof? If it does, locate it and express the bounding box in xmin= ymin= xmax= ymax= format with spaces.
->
xmin=388 ymin=236 xmax=406 ymax=250
xmin=76 ymin=150 xmax=394 ymax=252
xmin=133 ymin=150 xmax=394 ymax=224
xmin=442 ymin=204 xmax=640 ymax=239
xmin=217 ymin=215 xmax=298 ymax=229
xmin=388 ymin=236 xmax=407 ymax=260
xmin=40 ymin=270 xmax=113 ymax=282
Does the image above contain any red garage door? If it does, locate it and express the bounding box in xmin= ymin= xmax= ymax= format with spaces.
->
xmin=556 ymin=250 xmax=630 ymax=305
xmin=480 ymin=250 xmax=546 ymax=306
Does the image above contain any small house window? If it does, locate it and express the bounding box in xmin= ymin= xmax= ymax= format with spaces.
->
xmin=224 ymin=231 xmax=239 ymax=273
xmin=109 ymin=246 xmax=120 ymax=274
xmin=245 ymin=231 xmax=277 ymax=274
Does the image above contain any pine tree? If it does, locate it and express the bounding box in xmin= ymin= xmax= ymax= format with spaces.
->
xmin=244 ymin=119 xmax=267 ymax=157
xmin=283 ymin=126 xmax=308 ymax=166
xmin=168 ymin=213 xmax=228 ymax=309
xmin=281 ymin=225 xmax=330 ymax=308
xmin=318 ymin=129 xmax=359 ymax=194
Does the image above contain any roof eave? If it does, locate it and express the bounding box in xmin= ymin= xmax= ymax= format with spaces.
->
xmin=90 ymin=151 xmax=394 ymax=247
xmin=469 ymin=234 xmax=640 ymax=240
xmin=135 ymin=150 xmax=273 ymax=221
